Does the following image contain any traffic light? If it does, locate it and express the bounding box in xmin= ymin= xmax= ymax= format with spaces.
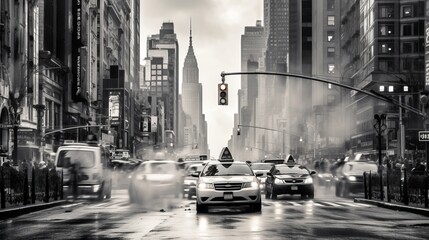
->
xmin=218 ymin=83 xmax=228 ymax=105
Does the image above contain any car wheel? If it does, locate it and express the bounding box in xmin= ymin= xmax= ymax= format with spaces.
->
xmin=251 ymin=200 xmax=262 ymax=212
xmin=196 ymin=202 xmax=207 ymax=213
xmin=341 ymin=182 xmax=349 ymax=197
xmin=106 ymin=180 xmax=112 ymax=199
xmin=335 ymin=183 xmax=341 ymax=197
xmin=97 ymin=183 xmax=105 ymax=201
xmin=187 ymin=193 xmax=193 ymax=200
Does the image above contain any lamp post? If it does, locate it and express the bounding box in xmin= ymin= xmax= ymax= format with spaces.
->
xmin=374 ymin=113 xmax=386 ymax=201
xmin=34 ymin=104 xmax=45 ymax=162
xmin=10 ymin=105 xmax=23 ymax=166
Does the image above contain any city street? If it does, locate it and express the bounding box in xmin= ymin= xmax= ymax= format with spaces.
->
xmin=1 ymin=188 xmax=428 ymax=239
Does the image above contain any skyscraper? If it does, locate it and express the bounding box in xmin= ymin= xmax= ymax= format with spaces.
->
xmin=181 ymin=23 xmax=208 ymax=154
xmin=145 ymin=22 xmax=179 ymax=145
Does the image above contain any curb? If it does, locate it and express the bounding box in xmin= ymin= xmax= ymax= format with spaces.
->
xmin=0 ymin=200 xmax=67 ymax=220
xmin=354 ymin=198 xmax=429 ymax=217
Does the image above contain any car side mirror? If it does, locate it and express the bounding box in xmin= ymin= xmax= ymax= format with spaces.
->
xmin=310 ymin=170 xmax=316 ymax=175
xmin=191 ymin=172 xmax=200 ymax=177
xmin=255 ymin=172 xmax=263 ymax=177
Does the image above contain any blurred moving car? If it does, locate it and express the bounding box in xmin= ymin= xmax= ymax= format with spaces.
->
xmin=265 ymin=163 xmax=316 ymax=199
xmin=183 ymin=163 xmax=205 ymax=199
xmin=55 ymin=142 xmax=112 ymax=200
xmin=195 ymin=159 xmax=263 ymax=213
xmin=128 ymin=160 xmax=182 ymax=203
xmin=334 ymin=161 xmax=378 ymax=197
xmin=262 ymin=158 xmax=285 ymax=164
xmin=250 ymin=162 xmax=274 ymax=192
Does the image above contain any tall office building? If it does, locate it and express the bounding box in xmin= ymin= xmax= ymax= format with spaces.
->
xmin=181 ymin=24 xmax=208 ymax=154
xmin=341 ymin=0 xmax=425 ymax=157
xmin=236 ymin=20 xmax=265 ymax=160
xmin=145 ymin=22 xmax=179 ymax=145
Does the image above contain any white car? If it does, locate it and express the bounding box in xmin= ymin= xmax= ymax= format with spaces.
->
xmin=194 ymin=160 xmax=263 ymax=213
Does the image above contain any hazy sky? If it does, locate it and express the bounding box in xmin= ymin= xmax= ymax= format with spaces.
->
xmin=140 ymin=0 xmax=263 ymax=157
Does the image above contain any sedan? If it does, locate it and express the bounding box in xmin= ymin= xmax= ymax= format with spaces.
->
xmin=195 ymin=160 xmax=263 ymax=213
xmin=335 ymin=160 xmax=378 ymax=197
xmin=183 ymin=163 xmax=205 ymax=199
xmin=250 ymin=162 xmax=274 ymax=192
xmin=128 ymin=160 xmax=182 ymax=203
xmin=265 ymin=163 xmax=316 ymax=199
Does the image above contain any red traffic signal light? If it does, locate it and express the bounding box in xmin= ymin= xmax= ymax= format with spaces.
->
xmin=218 ymin=83 xmax=228 ymax=105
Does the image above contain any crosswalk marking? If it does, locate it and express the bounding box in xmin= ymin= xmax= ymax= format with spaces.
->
xmin=264 ymin=200 xmax=369 ymax=208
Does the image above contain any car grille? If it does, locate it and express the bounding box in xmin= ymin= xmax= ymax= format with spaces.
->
xmin=214 ymin=183 xmax=242 ymax=191
xmin=283 ymin=179 xmax=303 ymax=183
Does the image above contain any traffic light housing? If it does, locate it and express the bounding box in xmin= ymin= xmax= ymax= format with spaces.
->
xmin=218 ymin=83 xmax=228 ymax=105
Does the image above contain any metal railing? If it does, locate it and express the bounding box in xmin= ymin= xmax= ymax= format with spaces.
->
xmin=0 ymin=166 xmax=63 ymax=209
xmin=363 ymin=169 xmax=428 ymax=208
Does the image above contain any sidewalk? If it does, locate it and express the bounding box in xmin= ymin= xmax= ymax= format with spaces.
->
xmin=0 ymin=200 xmax=67 ymax=220
xmin=354 ymin=198 xmax=429 ymax=217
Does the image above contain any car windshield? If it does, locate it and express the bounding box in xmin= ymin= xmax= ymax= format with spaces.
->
xmin=201 ymin=163 xmax=254 ymax=176
xmin=251 ymin=163 xmax=273 ymax=170
xmin=187 ymin=165 xmax=204 ymax=174
xmin=273 ymin=165 xmax=309 ymax=175
xmin=139 ymin=162 xmax=177 ymax=174
xmin=343 ymin=163 xmax=378 ymax=174
xmin=57 ymin=150 xmax=95 ymax=168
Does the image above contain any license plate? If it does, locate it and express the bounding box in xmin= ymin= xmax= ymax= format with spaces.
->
xmin=224 ymin=192 xmax=233 ymax=200
xmin=291 ymin=186 xmax=298 ymax=191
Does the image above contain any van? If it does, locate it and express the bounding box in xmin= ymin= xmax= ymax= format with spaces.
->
xmin=55 ymin=142 xmax=112 ymax=200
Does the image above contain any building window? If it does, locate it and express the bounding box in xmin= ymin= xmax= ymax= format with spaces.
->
xmin=327 ymin=0 xmax=334 ymax=10
xmin=327 ymin=31 xmax=335 ymax=42
xmin=402 ymin=58 xmax=412 ymax=71
xmin=402 ymin=42 xmax=412 ymax=53
xmin=379 ymin=25 xmax=393 ymax=36
xmin=379 ymin=42 xmax=393 ymax=54
xmin=328 ymin=64 xmax=335 ymax=74
xmin=379 ymin=59 xmax=394 ymax=72
xmin=54 ymin=103 xmax=60 ymax=129
xmin=403 ymin=6 xmax=412 ymax=17
xmin=327 ymin=16 xmax=335 ymax=26
xmin=327 ymin=47 xmax=335 ymax=58
xmin=379 ymin=5 xmax=394 ymax=18
xmin=402 ymin=24 xmax=412 ymax=36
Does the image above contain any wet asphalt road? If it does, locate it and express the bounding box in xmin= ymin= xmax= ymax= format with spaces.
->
xmin=1 ymin=186 xmax=429 ymax=240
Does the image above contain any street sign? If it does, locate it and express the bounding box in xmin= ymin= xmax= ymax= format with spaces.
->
xmin=418 ymin=131 xmax=429 ymax=141
xmin=0 ymin=124 xmax=13 ymax=129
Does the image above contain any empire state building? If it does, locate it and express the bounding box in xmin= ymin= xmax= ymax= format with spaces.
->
xmin=181 ymin=24 xmax=208 ymax=154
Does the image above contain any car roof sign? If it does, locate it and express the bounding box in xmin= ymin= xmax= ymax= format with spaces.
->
xmin=219 ymin=147 xmax=234 ymax=162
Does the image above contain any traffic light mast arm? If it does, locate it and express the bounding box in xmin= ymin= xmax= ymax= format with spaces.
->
xmin=221 ymin=71 xmax=425 ymax=118
xmin=43 ymin=125 xmax=109 ymax=137
xmin=237 ymin=124 xmax=299 ymax=137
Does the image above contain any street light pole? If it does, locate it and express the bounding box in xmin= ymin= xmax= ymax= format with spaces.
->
xmin=374 ymin=114 xmax=386 ymax=201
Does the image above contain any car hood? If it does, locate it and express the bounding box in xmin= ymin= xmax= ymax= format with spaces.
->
xmin=184 ymin=175 xmax=197 ymax=181
xmin=274 ymin=174 xmax=309 ymax=179
xmin=200 ymin=176 xmax=256 ymax=183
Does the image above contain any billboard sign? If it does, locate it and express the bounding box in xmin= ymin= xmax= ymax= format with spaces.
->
xmin=425 ymin=1 xmax=429 ymax=91
xmin=72 ymin=0 xmax=85 ymax=101
xmin=151 ymin=116 xmax=158 ymax=133
xmin=109 ymin=92 xmax=120 ymax=125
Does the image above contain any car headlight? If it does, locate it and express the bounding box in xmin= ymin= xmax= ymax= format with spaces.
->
xmin=243 ymin=181 xmax=259 ymax=189
xmin=304 ymin=177 xmax=313 ymax=184
xmin=274 ymin=178 xmax=283 ymax=184
xmin=92 ymin=184 xmax=101 ymax=193
xmin=198 ymin=182 xmax=214 ymax=189
xmin=184 ymin=179 xmax=197 ymax=185
xmin=348 ymin=176 xmax=357 ymax=181
xmin=136 ymin=174 xmax=145 ymax=180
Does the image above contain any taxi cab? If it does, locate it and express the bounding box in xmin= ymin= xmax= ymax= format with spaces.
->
xmin=194 ymin=147 xmax=263 ymax=213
